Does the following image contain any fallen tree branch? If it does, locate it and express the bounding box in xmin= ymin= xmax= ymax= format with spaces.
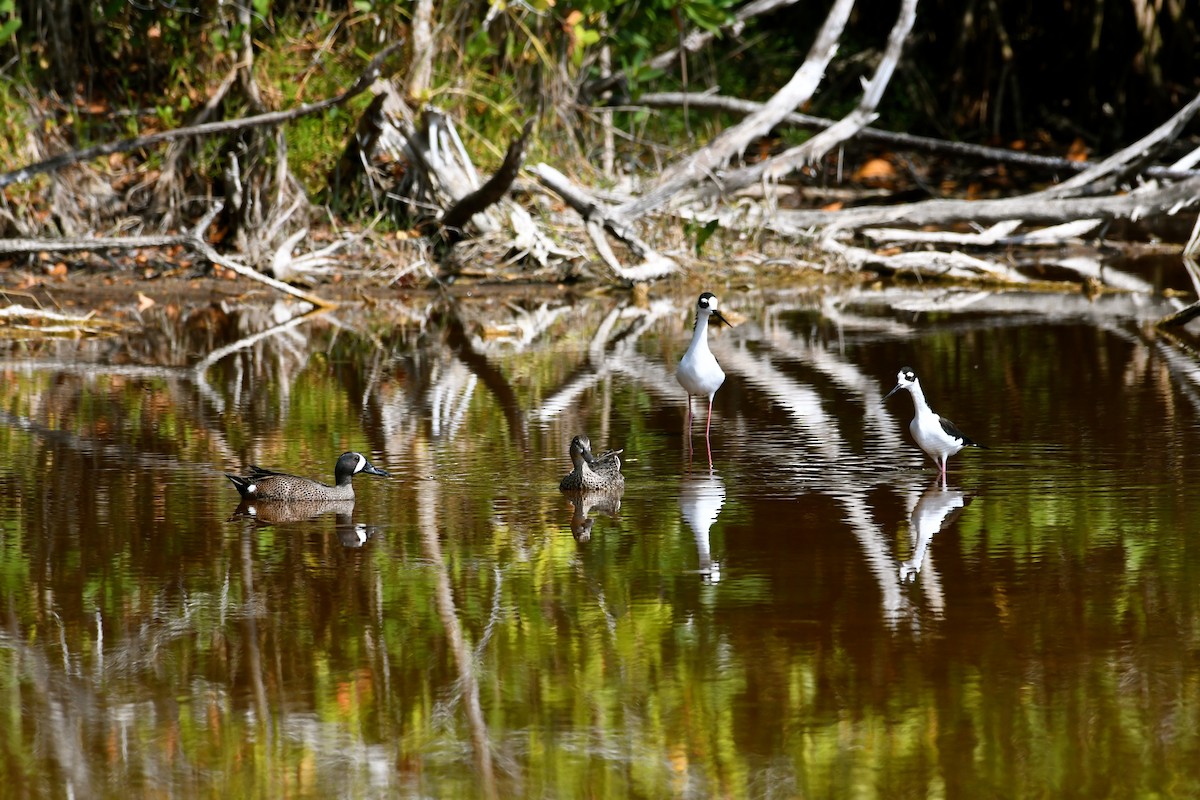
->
xmin=717 ymin=173 xmax=1200 ymax=232
xmin=695 ymin=0 xmax=918 ymax=200
xmin=616 ymin=0 xmax=857 ymax=218
xmin=0 ymin=203 xmax=335 ymax=308
xmin=1039 ymin=90 xmax=1200 ymax=198
xmin=440 ymin=119 xmax=534 ymax=242
xmin=634 ymin=92 xmax=1200 ymax=182
xmin=0 ymin=40 xmax=405 ymax=190
xmin=531 ymin=163 xmax=678 ymax=282
xmin=861 ymin=219 xmax=1103 ymax=247
xmin=823 ymin=237 xmax=1030 ymax=283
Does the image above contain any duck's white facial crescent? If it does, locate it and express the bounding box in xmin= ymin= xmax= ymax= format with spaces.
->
xmin=354 ymin=454 xmax=367 ymax=473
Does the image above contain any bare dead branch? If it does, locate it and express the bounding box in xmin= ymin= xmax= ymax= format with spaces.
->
xmin=635 ymin=92 xmax=1200 ymax=182
xmin=0 ymin=203 xmax=335 ymax=308
xmin=723 ymin=173 xmax=1200 ymax=232
xmin=616 ymin=0 xmax=857 ymax=218
xmin=440 ymin=119 xmax=535 ymax=241
xmin=1040 ymin=90 xmax=1200 ymax=198
xmin=531 ymin=162 xmax=678 ymax=283
xmin=0 ymin=40 xmax=406 ymax=190
xmin=699 ymin=0 xmax=917 ymax=200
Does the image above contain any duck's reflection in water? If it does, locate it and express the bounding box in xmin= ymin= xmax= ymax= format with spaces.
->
xmin=230 ymin=499 xmax=379 ymax=547
xmin=680 ymin=471 xmax=725 ymax=582
xmin=561 ymin=488 xmax=623 ymax=543
xmin=900 ymin=479 xmax=972 ymax=584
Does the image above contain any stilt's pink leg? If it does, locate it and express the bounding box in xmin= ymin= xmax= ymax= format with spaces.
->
xmin=705 ymin=395 xmax=714 ymax=439
xmin=686 ymin=395 xmax=693 ymax=450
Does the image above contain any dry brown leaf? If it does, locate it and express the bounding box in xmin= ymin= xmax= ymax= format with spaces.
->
xmin=137 ymin=292 xmax=155 ymax=312
xmin=854 ymin=157 xmax=895 ymax=181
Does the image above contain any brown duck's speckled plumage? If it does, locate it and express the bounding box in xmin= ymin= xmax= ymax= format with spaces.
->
xmin=559 ymin=435 xmax=624 ymax=492
xmin=226 ymin=452 xmax=389 ymax=502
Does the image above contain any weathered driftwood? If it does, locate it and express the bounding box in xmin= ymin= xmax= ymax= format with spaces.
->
xmin=635 ymin=92 xmax=1200 ymax=183
xmin=364 ymin=85 xmax=565 ymax=271
xmin=691 ymin=0 xmax=918 ymax=203
xmin=0 ymin=304 xmax=124 ymax=336
xmin=823 ymin=238 xmax=1030 ymax=283
xmin=1039 ymin=90 xmax=1200 ymax=199
xmin=707 ymin=174 xmax=1200 ymax=232
xmin=616 ymin=0 xmax=857 ymax=219
xmin=0 ymin=204 xmax=335 ymax=307
xmin=861 ymin=219 xmax=1103 ymax=247
xmin=530 ymin=163 xmax=677 ymax=283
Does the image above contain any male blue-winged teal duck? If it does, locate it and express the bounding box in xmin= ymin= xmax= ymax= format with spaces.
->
xmin=226 ymin=451 xmax=390 ymax=501
xmin=558 ymin=435 xmax=624 ymax=491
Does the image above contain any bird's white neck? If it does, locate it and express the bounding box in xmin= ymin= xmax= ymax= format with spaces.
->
xmin=688 ymin=312 xmax=712 ymax=352
xmin=907 ymin=380 xmax=932 ymax=416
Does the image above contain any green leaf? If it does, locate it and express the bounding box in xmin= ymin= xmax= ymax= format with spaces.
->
xmin=687 ymin=218 xmax=720 ymax=256
xmin=0 ymin=16 xmax=19 ymax=45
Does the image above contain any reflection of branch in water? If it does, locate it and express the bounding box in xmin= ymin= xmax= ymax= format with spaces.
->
xmin=834 ymin=285 xmax=1183 ymax=328
xmin=837 ymin=491 xmax=910 ymax=627
xmin=0 ymin=406 xmax=230 ymax=481
xmin=241 ymin=529 xmax=272 ymax=736
xmin=534 ymin=299 xmax=676 ymax=421
xmin=429 ymin=359 xmax=478 ymax=439
xmin=415 ymin=444 xmax=498 ymax=799
xmin=444 ymin=303 xmax=527 ymax=450
xmin=468 ymin=302 xmax=573 ymax=351
xmin=193 ymin=303 xmax=329 ymax=414
xmin=0 ymin=626 xmax=96 ymax=793
xmin=718 ymin=343 xmax=850 ymax=464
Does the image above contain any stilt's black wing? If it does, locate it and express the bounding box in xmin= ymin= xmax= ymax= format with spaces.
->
xmin=938 ymin=416 xmax=986 ymax=448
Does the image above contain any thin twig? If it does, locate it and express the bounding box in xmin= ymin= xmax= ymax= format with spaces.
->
xmin=0 ymin=41 xmax=405 ymax=189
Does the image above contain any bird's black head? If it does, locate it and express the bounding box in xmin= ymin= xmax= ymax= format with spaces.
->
xmin=695 ymin=291 xmax=732 ymax=328
xmin=882 ymin=366 xmax=919 ymax=403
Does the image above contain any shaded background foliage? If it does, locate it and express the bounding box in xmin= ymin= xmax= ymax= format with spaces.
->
xmin=0 ymin=0 xmax=1197 ymax=226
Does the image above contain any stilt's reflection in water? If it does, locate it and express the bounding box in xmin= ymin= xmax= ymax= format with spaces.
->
xmin=680 ymin=470 xmax=726 ymax=582
xmin=900 ymin=479 xmax=972 ymax=583
xmin=561 ymin=488 xmax=623 ymax=543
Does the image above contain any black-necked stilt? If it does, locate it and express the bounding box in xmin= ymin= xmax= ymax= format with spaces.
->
xmin=883 ymin=367 xmax=986 ymax=480
xmin=559 ymin=435 xmax=625 ymax=491
xmin=677 ymin=292 xmax=732 ymax=441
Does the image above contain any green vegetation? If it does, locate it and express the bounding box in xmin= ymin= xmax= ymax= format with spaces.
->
xmin=0 ymin=0 xmax=1193 ymax=214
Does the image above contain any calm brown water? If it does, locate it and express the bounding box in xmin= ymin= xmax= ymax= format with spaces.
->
xmin=2 ymin=283 xmax=1200 ymax=798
